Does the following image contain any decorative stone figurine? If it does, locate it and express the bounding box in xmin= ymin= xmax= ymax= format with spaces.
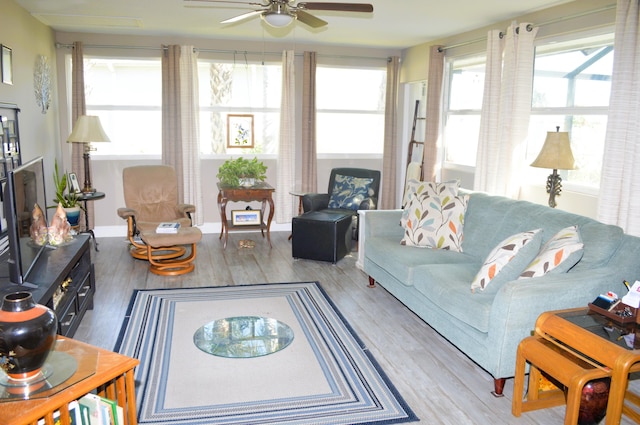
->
xmin=48 ymin=203 xmax=72 ymax=246
xmin=29 ymin=203 xmax=48 ymax=246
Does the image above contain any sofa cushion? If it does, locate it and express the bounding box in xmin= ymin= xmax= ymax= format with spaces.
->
xmin=328 ymin=174 xmax=374 ymax=210
xmin=400 ymin=181 xmax=468 ymax=251
xmin=365 ymin=236 xmax=477 ymax=286
xmin=519 ymin=225 xmax=584 ymax=279
xmin=470 ymin=229 xmax=542 ymax=292
xmin=412 ymin=264 xmax=494 ymax=333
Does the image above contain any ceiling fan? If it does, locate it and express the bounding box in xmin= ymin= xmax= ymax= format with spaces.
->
xmin=184 ymin=0 xmax=374 ymax=28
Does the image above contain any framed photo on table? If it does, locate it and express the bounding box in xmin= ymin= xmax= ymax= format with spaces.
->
xmin=68 ymin=172 xmax=81 ymax=193
xmin=231 ymin=209 xmax=262 ymax=226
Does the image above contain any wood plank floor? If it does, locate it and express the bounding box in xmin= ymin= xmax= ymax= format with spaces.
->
xmin=74 ymin=231 xmax=637 ymax=424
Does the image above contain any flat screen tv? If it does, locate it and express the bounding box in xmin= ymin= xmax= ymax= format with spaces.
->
xmin=2 ymin=156 xmax=48 ymax=286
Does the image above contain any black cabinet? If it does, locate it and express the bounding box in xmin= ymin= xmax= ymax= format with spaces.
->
xmin=0 ymin=234 xmax=95 ymax=337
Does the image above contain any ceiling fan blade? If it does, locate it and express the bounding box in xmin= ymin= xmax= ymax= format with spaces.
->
xmin=297 ymin=2 xmax=373 ymax=13
xmin=184 ymin=0 xmax=266 ymax=6
xmin=295 ymin=10 xmax=328 ymax=28
xmin=220 ymin=9 xmax=264 ymax=24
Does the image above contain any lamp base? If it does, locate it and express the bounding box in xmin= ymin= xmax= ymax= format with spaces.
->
xmin=82 ymin=151 xmax=95 ymax=194
xmin=545 ymin=169 xmax=562 ymax=208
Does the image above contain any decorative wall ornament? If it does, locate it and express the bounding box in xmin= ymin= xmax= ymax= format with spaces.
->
xmin=33 ymin=55 xmax=51 ymax=114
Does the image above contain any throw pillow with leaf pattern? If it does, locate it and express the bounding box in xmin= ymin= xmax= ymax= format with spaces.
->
xmin=518 ymin=225 xmax=584 ymax=279
xmin=327 ymin=174 xmax=374 ymax=210
xmin=400 ymin=181 xmax=468 ymax=251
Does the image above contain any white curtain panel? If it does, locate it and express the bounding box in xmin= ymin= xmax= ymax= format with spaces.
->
xmin=597 ymin=0 xmax=640 ymax=236
xmin=276 ymin=50 xmax=296 ymax=223
xmin=179 ymin=45 xmax=204 ymax=225
xmin=381 ymin=56 xmax=400 ymax=209
xmin=474 ymin=23 xmax=538 ymax=198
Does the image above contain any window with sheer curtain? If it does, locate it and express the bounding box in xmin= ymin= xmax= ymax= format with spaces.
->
xmin=442 ymin=32 xmax=613 ymax=191
xmin=527 ymin=33 xmax=613 ymax=190
xmin=442 ymin=55 xmax=486 ymax=167
xmin=83 ymin=57 xmax=282 ymax=156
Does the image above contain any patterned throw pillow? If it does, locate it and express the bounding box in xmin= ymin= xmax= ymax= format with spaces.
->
xmin=402 ymin=179 xmax=460 ymax=209
xmin=327 ymin=174 xmax=374 ymax=210
xmin=518 ymin=225 xmax=584 ymax=279
xmin=470 ymin=229 xmax=542 ymax=292
xmin=400 ymin=186 xmax=469 ymax=252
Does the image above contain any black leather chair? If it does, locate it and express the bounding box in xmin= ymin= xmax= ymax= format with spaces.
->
xmin=301 ymin=167 xmax=381 ymax=239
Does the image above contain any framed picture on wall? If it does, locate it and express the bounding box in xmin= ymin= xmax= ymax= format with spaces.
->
xmin=1 ymin=45 xmax=12 ymax=85
xmin=227 ymin=114 xmax=254 ymax=148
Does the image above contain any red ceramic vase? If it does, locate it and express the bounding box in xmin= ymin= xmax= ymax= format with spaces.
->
xmin=0 ymin=292 xmax=57 ymax=381
xmin=579 ymin=377 xmax=611 ymax=425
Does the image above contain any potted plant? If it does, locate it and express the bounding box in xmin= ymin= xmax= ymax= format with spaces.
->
xmin=217 ymin=157 xmax=267 ymax=187
xmin=51 ymin=160 xmax=82 ymax=226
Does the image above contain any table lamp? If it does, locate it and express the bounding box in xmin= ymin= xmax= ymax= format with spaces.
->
xmin=67 ymin=115 xmax=111 ymax=193
xmin=530 ymin=126 xmax=576 ymax=208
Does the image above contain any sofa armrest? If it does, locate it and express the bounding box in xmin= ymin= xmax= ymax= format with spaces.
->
xmin=486 ymin=268 xmax=622 ymax=378
xmin=363 ymin=209 xmax=404 ymax=239
xmin=302 ymin=193 xmax=330 ymax=212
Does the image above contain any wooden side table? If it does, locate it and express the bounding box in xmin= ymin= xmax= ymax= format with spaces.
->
xmin=217 ymin=182 xmax=275 ymax=249
xmin=528 ymin=308 xmax=640 ymax=424
xmin=0 ymin=337 xmax=139 ymax=425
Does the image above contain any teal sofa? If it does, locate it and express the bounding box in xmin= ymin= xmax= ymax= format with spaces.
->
xmin=363 ymin=192 xmax=640 ymax=395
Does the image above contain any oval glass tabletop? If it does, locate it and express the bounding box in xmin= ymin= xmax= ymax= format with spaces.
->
xmin=193 ymin=316 xmax=294 ymax=358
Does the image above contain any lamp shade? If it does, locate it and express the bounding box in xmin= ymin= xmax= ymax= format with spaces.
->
xmin=263 ymin=11 xmax=295 ymax=27
xmin=530 ymin=130 xmax=576 ymax=170
xmin=67 ymin=115 xmax=111 ymax=144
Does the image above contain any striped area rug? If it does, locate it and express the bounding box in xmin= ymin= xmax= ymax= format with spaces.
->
xmin=115 ymin=282 xmax=417 ymax=425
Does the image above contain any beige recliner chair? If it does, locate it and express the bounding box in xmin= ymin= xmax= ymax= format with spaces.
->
xmin=117 ymin=165 xmax=195 ymax=260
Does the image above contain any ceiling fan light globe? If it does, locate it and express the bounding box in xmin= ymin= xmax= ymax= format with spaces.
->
xmin=263 ymin=12 xmax=295 ymax=27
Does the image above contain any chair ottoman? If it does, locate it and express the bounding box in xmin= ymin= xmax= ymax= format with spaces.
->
xmin=292 ymin=211 xmax=353 ymax=263
xmin=140 ymin=227 xmax=202 ymax=275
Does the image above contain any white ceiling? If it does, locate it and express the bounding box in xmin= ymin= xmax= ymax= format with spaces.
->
xmin=15 ymin=0 xmax=575 ymax=49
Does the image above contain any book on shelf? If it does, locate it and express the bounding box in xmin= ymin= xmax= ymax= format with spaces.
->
xmin=156 ymin=222 xmax=180 ymax=233
xmin=37 ymin=400 xmax=82 ymax=425
xmin=79 ymin=393 xmax=124 ymax=425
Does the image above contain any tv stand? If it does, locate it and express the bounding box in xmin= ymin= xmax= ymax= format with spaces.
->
xmin=0 ymin=234 xmax=95 ymax=337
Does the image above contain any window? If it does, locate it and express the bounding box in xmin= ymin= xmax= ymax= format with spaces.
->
xmin=442 ymin=55 xmax=485 ymax=167
xmin=316 ymin=66 xmax=386 ymax=155
xmin=528 ymin=33 xmax=613 ymax=188
xmin=84 ymin=58 xmax=162 ymax=156
xmin=84 ymin=57 xmax=282 ymax=156
xmin=197 ymin=61 xmax=282 ymax=155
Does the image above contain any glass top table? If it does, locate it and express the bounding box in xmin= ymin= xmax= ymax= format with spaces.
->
xmin=193 ymin=316 xmax=294 ymax=358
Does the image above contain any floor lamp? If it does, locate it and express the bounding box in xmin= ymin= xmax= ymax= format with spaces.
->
xmin=67 ymin=115 xmax=111 ymax=193
xmin=530 ymin=127 xmax=576 ymax=208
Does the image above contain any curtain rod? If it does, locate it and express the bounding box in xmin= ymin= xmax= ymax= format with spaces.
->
xmin=438 ymin=3 xmax=616 ymax=52
xmin=54 ymin=43 xmax=389 ymax=61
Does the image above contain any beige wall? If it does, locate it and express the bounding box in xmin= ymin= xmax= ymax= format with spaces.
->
xmin=0 ymin=0 xmax=60 ymax=201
